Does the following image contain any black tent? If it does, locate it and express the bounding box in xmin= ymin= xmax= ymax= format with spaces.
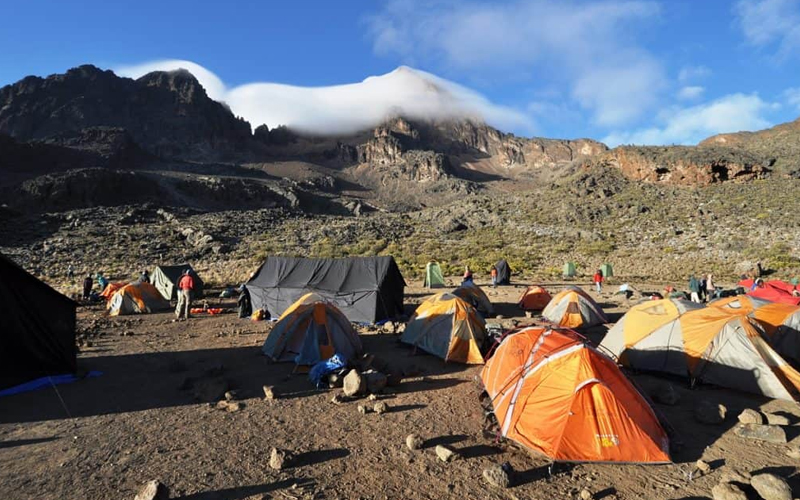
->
xmin=0 ymin=253 xmax=77 ymax=389
xmin=151 ymin=264 xmax=204 ymax=301
xmin=247 ymin=256 xmax=405 ymax=323
xmin=495 ymin=259 xmax=511 ymax=285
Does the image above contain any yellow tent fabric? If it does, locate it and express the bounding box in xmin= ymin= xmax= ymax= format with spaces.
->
xmin=400 ymin=293 xmax=486 ymax=364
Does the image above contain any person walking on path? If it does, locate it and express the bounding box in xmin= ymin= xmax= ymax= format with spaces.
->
xmin=593 ymin=269 xmax=604 ymax=293
xmin=175 ymin=269 xmax=195 ymax=320
xmin=490 ymin=266 xmax=498 ymax=288
xmin=689 ymin=274 xmax=701 ymax=303
xmin=82 ymin=274 xmax=93 ymax=299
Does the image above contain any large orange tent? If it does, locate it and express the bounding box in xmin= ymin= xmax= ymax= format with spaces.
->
xmin=542 ymin=286 xmax=608 ymax=328
xmin=600 ymin=299 xmax=800 ymax=401
xmin=517 ymin=285 xmax=552 ymax=311
xmin=107 ymin=282 xmax=170 ymax=316
xmin=400 ymin=293 xmax=486 ymax=363
xmin=710 ymin=295 xmax=800 ymax=364
xmin=482 ymin=326 xmax=670 ymax=463
xmin=262 ymin=293 xmax=362 ymax=365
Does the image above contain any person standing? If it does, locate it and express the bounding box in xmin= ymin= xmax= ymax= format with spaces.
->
xmin=699 ymin=275 xmax=707 ymax=302
xmin=490 ymin=266 xmax=498 ymax=288
xmin=82 ymin=274 xmax=93 ymax=299
xmin=593 ymin=269 xmax=604 ymax=293
xmin=689 ymin=274 xmax=701 ymax=303
xmin=707 ymin=273 xmax=716 ymax=301
xmin=67 ymin=264 xmax=74 ymax=280
xmin=175 ymin=269 xmax=195 ymax=320
xmin=139 ymin=269 xmax=150 ymax=284
xmin=463 ymin=265 xmax=473 ymax=284
xmin=96 ymin=272 xmax=108 ymax=293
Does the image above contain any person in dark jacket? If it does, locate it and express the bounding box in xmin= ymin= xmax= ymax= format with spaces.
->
xmin=237 ymin=285 xmax=252 ymax=319
xmin=689 ymin=275 xmax=700 ymax=303
xmin=82 ymin=274 xmax=93 ymax=299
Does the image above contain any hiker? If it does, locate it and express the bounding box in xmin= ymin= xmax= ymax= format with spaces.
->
xmin=139 ymin=269 xmax=150 ymax=284
xmin=490 ymin=266 xmax=498 ymax=288
xmin=237 ymin=284 xmax=252 ymax=319
xmin=175 ymin=269 xmax=195 ymax=320
xmin=96 ymin=272 xmax=108 ymax=293
xmin=689 ymin=274 xmax=700 ymax=303
xmin=463 ymin=265 xmax=473 ymax=283
xmin=756 ymin=261 xmax=764 ymax=277
xmin=707 ymin=273 xmax=716 ymax=300
xmin=593 ymin=269 xmax=603 ymax=293
xmin=82 ymin=274 xmax=93 ymax=299
xmin=699 ymin=275 xmax=708 ymax=302
xmin=67 ymin=264 xmax=74 ymax=280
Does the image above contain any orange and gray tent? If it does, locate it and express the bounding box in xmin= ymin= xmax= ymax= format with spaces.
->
xmin=262 ymin=293 xmax=362 ymax=365
xmin=100 ymin=282 xmax=126 ymax=301
xmin=452 ymin=282 xmax=494 ymax=316
xmin=518 ymin=285 xmax=552 ymax=311
xmin=400 ymin=293 xmax=486 ymax=364
xmin=481 ymin=326 xmax=670 ymax=463
xmin=107 ymin=282 xmax=170 ymax=316
xmin=600 ymin=299 xmax=800 ymax=401
xmin=542 ymin=287 xmax=608 ymax=328
xmin=710 ymin=296 xmax=800 ymax=364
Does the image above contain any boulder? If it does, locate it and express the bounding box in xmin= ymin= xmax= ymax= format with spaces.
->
xmin=711 ymin=482 xmax=748 ymax=500
xmin=406 ymin=434 xmax=424 ymax=450
xmin=695 ymin=459 xmax=712 ymax=474
xmin=263 ymin=385 xmax=276 ymax=400
xmin=579 ymin=489 xmax=593 ymax=500
xmin=134 ymin=480 xmax=170 ymax=500
xmin=734 ymin=424 xmax=787 ymax=444
xmin=435 ymin=444 xmax=460 ymax=463
xmin=720 ymin=468 xmax=751 ymax=485
xmin=483 ymin=464 xmax=511 ymax=488
xmin=374 ymin=401 xmax=389 ymax=414
xmin=269 ymin=448 xmax=289 ymax=470
xmin=695 ymin=400 xmax=727 ymax=424
xmin=653 ymin=384 xmax=680 ymax=406
xmin=357 ymin=405 xmax=369 ymax=415
xmin=750 ymin=473 xmax=792 ymax=500
xmin=343 ymin=370 xmax=366 ymax=397
xmin=764 ymin=413 xmax=790 ymax=426
xmin=737 ymin=408 xmax=764 ymax=424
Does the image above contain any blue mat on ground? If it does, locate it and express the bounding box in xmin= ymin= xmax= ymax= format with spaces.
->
xmin=0 ymin=371 xmax=103 ymax=398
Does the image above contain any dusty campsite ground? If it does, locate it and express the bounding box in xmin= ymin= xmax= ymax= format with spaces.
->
xmin=1 ymin=279 xmax=800 ymax=500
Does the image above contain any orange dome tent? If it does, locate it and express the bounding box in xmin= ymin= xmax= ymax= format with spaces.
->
xmin=517 ymin=285 xmax=552 ymax=311
xmin=601 ymin=299 xmax=800 ymax=401
xmin=481 ymin=326 xmax=670 ymax=463
xmin=452 ymin=281 xmax=494 ymax=317
xmin=710 ymin=295 xmax=800 ymax=364
xmin=542 ymin=287 xmax=608 ymax=328
xmin=400 ymin=293 xmax=486 ymax=364
xmin=100 ymin=282 xmax=126 ymax=300
xmin=107 ymin=282 xmax=170 ymax=316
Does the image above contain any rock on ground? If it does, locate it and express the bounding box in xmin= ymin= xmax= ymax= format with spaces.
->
xmin=374 ymin=401 xmax=388 ymax=414
xmin=734 ymin=423 xmax=787 ymax=444
xmin=711 ymin=482 xmax=748 ymax=500
xmin=435 ymin=444 xmax=460 ymax=463
xmin=737 ymin=408 xmax=764 ymax=424
xmin=343 ymin=369 xmax=366 ymax=397
xmin=720 ymin=468 xmax=751 ymax=484
xmin=695 ymin=400 xmax=727 ymax=424
xmin=363 ymin=370 xmax=388 ymax=393
xmin=750 ymin=473 xmax=792 ymax=500
xmin=483 ymin=464 xmax=511 ymax=488
xmin=579 ymin=489 xmax=593 ymax=500
xmin=406 ymin=434 xmax=424 ymax=450
xmin=269 ymin=447 xmax=289 ymax=470
xmin=262 ymin=385 xmax=276 ymax=400
xmin=134 ymin=480 xmax=170 ymax=500
xmin=765 ymin=413 xmax=791 ymax=426
xmin=695 ymin=459 xmax=712 ymax=474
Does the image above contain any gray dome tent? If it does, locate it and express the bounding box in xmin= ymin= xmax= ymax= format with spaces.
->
xmin=495 ymin=260 xmax=511 ymax=285
xmin=151 ymin=264 xmax=204 ymax=301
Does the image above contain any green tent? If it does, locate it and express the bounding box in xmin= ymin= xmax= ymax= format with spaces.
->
xmin=601 ymin=263 xmax=614 ymax=278
xmin=424 ymin=262 xmax=445 ymax=288
xmin=151 ymin=264 xmax=204 ymax=301
xmin=563 ymin=262 xmax=576 ymax=278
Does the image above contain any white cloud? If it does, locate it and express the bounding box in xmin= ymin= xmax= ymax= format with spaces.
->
xmin=678 ymin=65 xmax=711 ymax=83
xmin=603 ymin=93 xmax=775 ymax=146
xmin=115 ymin=60 xmax=532 ymax=135
xmin=734 ymin=0 xmax=800 ymax=58
xmin=677 ymin=86 xmax=705 ymax=100
xmin=784 ymin=87 xmax=800 ymax=110
xmin=365 ymin=0 xmax=665 ymax=127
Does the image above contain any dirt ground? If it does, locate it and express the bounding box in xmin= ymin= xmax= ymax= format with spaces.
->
xmin=1 ymin=279 xmax=799 ymax=500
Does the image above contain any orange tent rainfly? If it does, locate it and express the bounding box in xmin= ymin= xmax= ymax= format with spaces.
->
xmin=481 ymin=326 xmax=670 ymax=463
xmin=542 ymin=286 xmax=608 ymax=328
xmin=100 ymin=282 xmax=126 ymax=301
xmin=600 ymin=299 xmax=800 ymax=401
xmin=400 ymin=293 xmax=486 ymax=364
xmin=738 ymin=279 xmax=800 ymax=306
xmin=262 ymin=293 xmax=362 ymax=365
xmin=452 ymin=281 xmax=494 ymax=317
xmin=518 ymin=285 xmax=552 ymax=311
xmin=107 ymin=282 xmax=170 ymax=316
xmin=711 ymin=295 xmax=800 ymax=364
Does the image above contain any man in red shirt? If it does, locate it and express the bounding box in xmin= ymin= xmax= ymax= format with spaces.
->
xmin=176 ymin=269 xmax=195 ymax=320
xmin=593 ymin=269 xmax=604 ymax=294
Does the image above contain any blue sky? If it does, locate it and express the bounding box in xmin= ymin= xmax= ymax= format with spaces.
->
xmin=1 ymin=0 xmax=799 ymax=145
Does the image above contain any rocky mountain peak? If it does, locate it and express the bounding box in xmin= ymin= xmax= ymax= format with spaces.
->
xmin=137 ymin=69 xmax=207 ymax=103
